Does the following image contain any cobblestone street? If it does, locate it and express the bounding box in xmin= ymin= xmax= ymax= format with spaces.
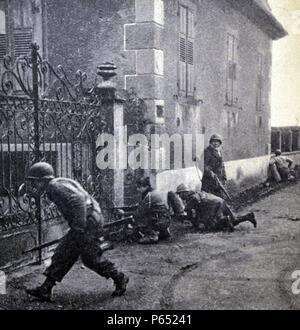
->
xmin=1 ymin=182 xmax=300 ymax=310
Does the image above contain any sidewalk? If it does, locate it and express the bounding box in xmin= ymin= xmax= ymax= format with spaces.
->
xmin=1 ymin=181 xmax=300 ymax=310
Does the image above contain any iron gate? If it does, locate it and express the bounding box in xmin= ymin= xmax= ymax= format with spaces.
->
xmin=0 ymin=44 xmax=115 ymax=264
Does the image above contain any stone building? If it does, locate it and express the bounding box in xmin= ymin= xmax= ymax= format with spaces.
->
xmin=0 ymin=0 xmax=287 ymax=161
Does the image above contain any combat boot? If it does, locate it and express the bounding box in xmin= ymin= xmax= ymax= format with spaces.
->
xmin=111 ymin=273 xmax=129 ymax=297
xmin=26 ymin=277 xmax=55 ymax=302
xmin=247 ymin=212 xmax=257 ymax=228
xmin=158 ymin=228 xmax=171 ymax=241
xmin=138 ymin=232 xmax=159 ymax=244
xmin=235 ymin=212 xmax=257 ymax=228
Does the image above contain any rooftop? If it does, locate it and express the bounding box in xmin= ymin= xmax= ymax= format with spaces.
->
xmin=227 ymin=0 xmax=288 ymax=40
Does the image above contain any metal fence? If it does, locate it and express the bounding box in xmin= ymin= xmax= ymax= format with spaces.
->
xmin=0 ymin=44 xmax=115 ymax=263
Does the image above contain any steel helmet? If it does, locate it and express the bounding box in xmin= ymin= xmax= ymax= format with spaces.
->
xmin=26 ymin=162 xmax=55 ymax=180
xmin=275 ymin=149 xmax=282 ymax=156
xmin=176 ymin=183 xmax=190 ymax=194
xmin=209 ymin=134 xmax=222 ymax=144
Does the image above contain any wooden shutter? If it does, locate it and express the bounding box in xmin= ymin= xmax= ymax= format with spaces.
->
xmin=226 ymin=34 xmax=234 ymax=104
xmin=13 ymin=28 xmax=33 ymax=57
xmin=232 ymin=36 xmax=238 ymax=104
xmin=187 ymin=10 xmax=194 ymax=95
xmin=256 ymin=53 xmax=264 ymax=111
xmin=227 ymin=33 xmax=238 ymax=105
xmin=179 ymin=5 xmax=187 ymax=92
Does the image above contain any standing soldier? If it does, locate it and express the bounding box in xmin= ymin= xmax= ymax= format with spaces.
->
xmin=25 ymin=162 xmax=129 ymax=302
xmin=176 ymin=184 xmax=256 ymax=232
xmin=134 ymin=177 xmax=171 ymax=244
xmin=202 ymin=134 xmax=227 ymax=198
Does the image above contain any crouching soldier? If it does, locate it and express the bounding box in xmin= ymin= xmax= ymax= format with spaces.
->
xmin=25 ymin=162 xmax=129 ymax=302
xmin=268 ymin=149 xmax=295 ymax=183
xmin=134 ymin=177 xmax=171 ymax=244
xmin=176 ymin=184 xmax=257 ymax=232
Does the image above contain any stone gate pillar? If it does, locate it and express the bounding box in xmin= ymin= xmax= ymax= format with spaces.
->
xmin=124 ymin=0 xmax=166 ymax=185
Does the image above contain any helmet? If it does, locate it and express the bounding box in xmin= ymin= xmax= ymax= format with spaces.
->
xmin=275 ymin=149 xmax=282 ymax=156
xmin=209 ymin=134 xmax=222 ymax=144
xmin=26 ymin=162 xmax=55 ymax=180
xmin=176 ymin=183 xmax=190 ymax=194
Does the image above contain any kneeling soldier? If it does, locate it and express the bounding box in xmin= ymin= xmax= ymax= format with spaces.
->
xmin=134 ymin=177 xmax=171 ymax=244
xmin=25 ymin=162 xmax=129 ymax=302
xmin=176 ymin=184 xmax=257 ymax=232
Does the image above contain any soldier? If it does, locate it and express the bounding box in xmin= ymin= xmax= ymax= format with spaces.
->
xmin=202 ymin=134 xmax=227 ymax=198
xmin=268 ymin=149 xmax=294 ymax=183
xmin=176 ymin=184 xmax=257 ymax=232
xmin=25 ymin=162 xmax=129 ymax=302
xmin=134 ymin=177 xmax=171 ymax=244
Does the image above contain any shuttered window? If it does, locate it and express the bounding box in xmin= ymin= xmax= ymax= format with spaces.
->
xmin=13 ymin=28 xmax=33 ymax=57
xmin=256 ymin=53 xmax=264 ymax=111
xmin=226 ymin=33 xmax=238 ymax=105
xmin=179 ymin=5 xmax=194 ymax=96
xmin=12 ymin=0 xmax=33 ymax=58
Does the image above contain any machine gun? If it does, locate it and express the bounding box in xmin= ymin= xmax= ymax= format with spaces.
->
xmin=22 ymin=215 xmax=135 ymax=254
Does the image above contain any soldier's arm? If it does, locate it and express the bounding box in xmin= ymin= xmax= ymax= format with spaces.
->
xmin=286 ymin=157 xmax=293 ymax=168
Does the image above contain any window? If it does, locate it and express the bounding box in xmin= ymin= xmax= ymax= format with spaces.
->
xmin=178 ymin=5 xmax=194 ymax=96
xmin=12 ymin=0 xmax=33 ymax=58
xmin=0 ymin=1 xmax=34 ymax=60
xmin=256 ymin=52 xmax=264 ymax=111
xmin=226 ymin=33 xmax=238 ymax=106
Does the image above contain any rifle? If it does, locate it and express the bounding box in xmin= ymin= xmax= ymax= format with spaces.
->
xmin=214 ymin=176 xmax=233 ymax=203
xmin=22 ymin=215 xmax=134 ymax=254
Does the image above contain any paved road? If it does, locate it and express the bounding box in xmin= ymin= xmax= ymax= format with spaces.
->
xmin=1 ymin=182 xmax=300 ymax=310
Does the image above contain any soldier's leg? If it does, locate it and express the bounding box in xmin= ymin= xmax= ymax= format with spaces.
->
xmin=26 ymin=230 xmax=81 ymax=301
xmin=81 ymin=237 xmax=129 ymax=296
xmin=233 ymin=212 xmax=257 ymax=228
xmin=167 ymin=191 xmax=185 ymax=220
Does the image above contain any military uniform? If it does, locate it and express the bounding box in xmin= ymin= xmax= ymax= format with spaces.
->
xmin=176 ymin=184 xmax=256 ymax=232
xmin=134 ymin=188 xmax=171 ymax=243
xmin=25 ymin=162 xmax=128 ymax=302
xmin=202 ymin=145 xmax=227 ymax=197
xmin=269 ymin=155 xmax=293 ymax=181
xmin=44 ymin=178 xmax=121 ymax=283
xmin=183 ymin=190 xmax=234 ymax=231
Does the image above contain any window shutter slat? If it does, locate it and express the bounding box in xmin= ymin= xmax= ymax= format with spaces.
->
xmin=180 ymin=37 xmax=186 ymax=63
xmin=187 ymin=40 xmax=193 ymax=65
xmin=13 ymin=29 xmax=33 ymax=57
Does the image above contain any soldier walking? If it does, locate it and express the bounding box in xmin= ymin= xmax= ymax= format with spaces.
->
xmin=25 ymin=162 xmax=129 ymax=302
xmin=176 ymin=184 xmax=257 ymax=232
